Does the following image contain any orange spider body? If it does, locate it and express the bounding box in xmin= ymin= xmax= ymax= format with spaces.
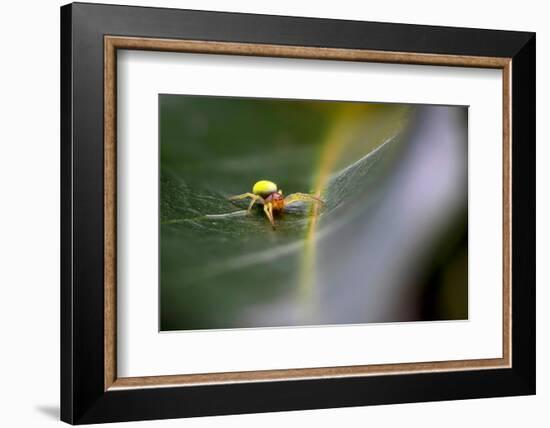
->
xmin=264 ymin=191 xmax=285 ymax=212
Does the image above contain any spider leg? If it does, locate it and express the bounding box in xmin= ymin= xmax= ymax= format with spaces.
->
xmin=284 ymin=192 xmax=325 ymax=207
xmin=263 ymin=202 xmax=276 ymax=228
xmin=247 ymin=198 xmax=258 ymax=212
xmin=228 ymin=193 xmax=264 ymax=212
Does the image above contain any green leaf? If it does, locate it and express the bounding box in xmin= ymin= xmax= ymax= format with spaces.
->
xmin=159 ymin=95 xmax=412 ymax=330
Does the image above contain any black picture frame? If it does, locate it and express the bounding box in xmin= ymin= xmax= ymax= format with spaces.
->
xmin=61 ymin=2 xmax=535 ymax=424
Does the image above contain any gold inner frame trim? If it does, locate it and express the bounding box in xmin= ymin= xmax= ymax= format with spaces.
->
xmin=104 ymin=35 xmax=512 ymax=391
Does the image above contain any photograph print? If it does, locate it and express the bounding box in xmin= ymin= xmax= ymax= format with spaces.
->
xmin=159 ymin=94 xmax=468 ymax=332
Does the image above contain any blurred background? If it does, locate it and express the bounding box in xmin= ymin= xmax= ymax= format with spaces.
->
xmin=159 ymin=94 xmax=468 ymax=331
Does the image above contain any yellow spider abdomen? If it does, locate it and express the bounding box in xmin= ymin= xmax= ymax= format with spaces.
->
xmin=252 ymin=180 xmax=277 ymax=197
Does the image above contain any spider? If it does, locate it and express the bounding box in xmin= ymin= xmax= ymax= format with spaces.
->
xmin=229 ymin=180 xmax=324 ymax=228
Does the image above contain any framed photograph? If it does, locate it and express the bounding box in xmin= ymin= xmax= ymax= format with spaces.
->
xmin=60 ymin=2 xmax=535 ymax=424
